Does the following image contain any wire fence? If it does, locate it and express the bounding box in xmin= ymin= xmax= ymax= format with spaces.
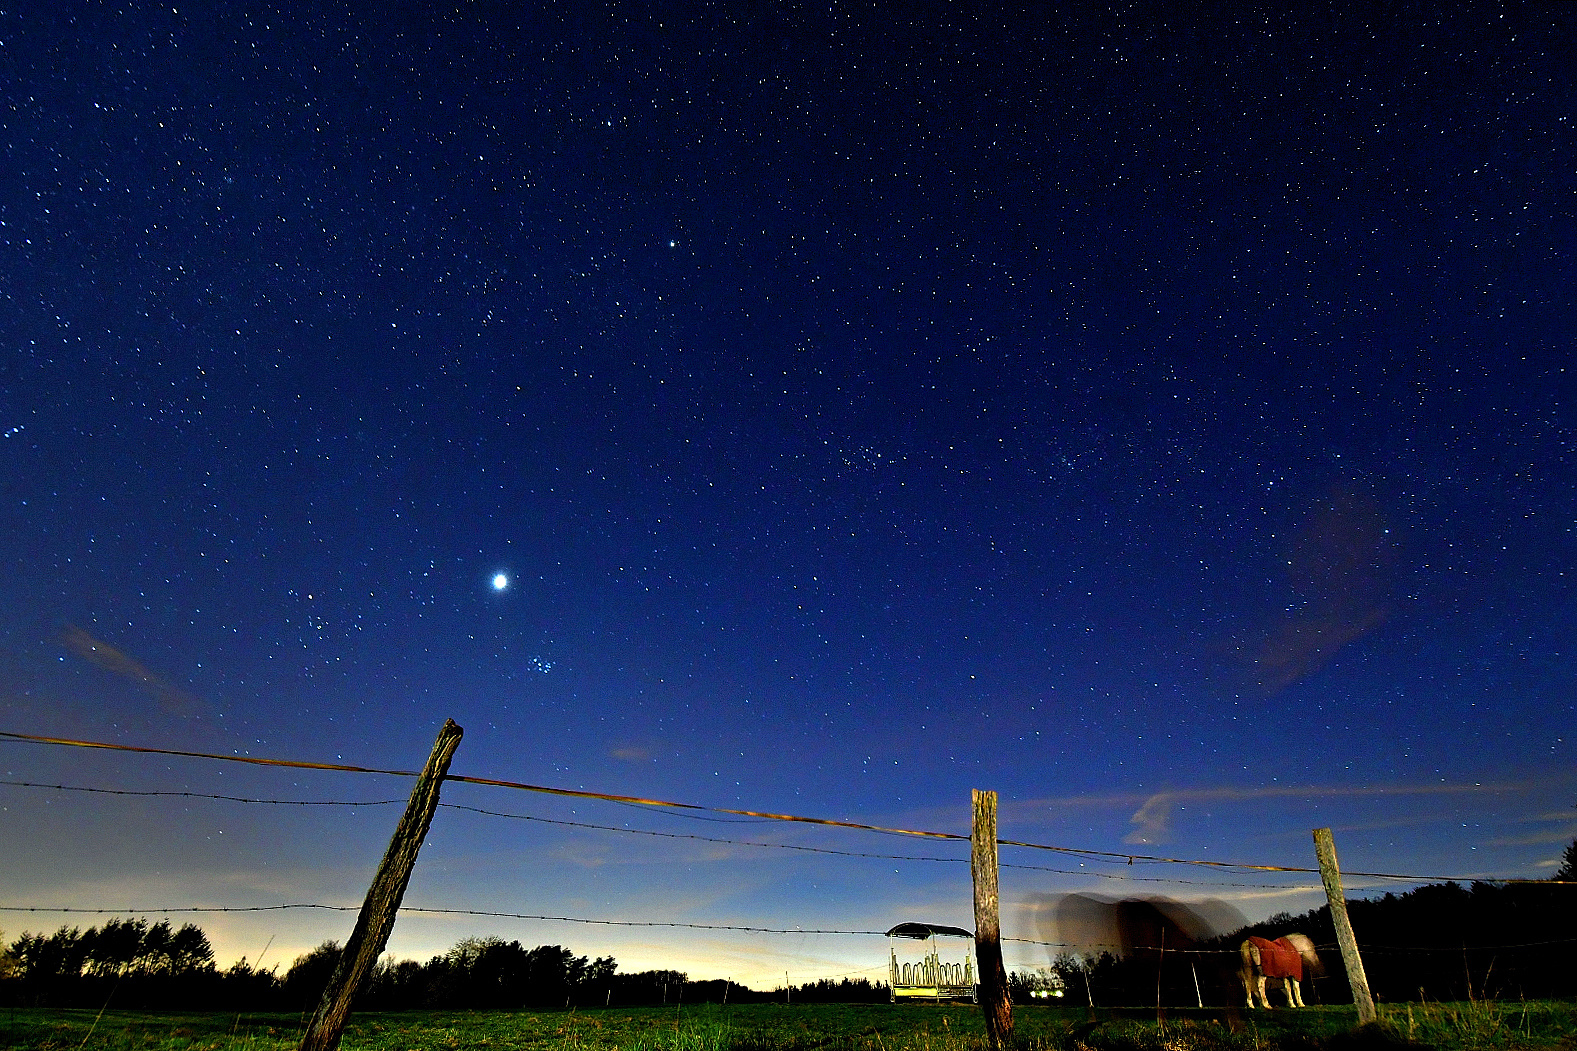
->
xmin=4 ymin=729 xmax=1541 ymax=886
xmin=1 ymin=727 xmax=1571 ymax=981
xmin=0 ymin=779 xmax=1332 ymax=891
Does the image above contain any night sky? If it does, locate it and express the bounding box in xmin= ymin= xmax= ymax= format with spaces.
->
xmin=2 ymin=3 xmax=1574 ymax=989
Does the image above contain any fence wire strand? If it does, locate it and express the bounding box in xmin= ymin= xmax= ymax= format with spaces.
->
xmin=4 ymin=903 xmax=1573 ymax=955
xmin=0 ymin=902 xmax=885 ymax=936
xmin=0 ymin=778 xmax=1346 ymax=891
xmin=0 ymin=779 xmax=405 ymax=807
xmin=1 ymin=728 xmax=1561 ymax=887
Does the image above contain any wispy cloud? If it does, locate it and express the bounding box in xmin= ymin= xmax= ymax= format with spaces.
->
xmin=1123 ymin=783 xmax=1530 ymax=844
xmin=1015 ymin=781 xmax=1527 ymax=846
xmin=1513 ymin=810 xmax=1577 ymax=824
xmin=60 ymin=624 xmax=202 ymax=716
xmin=1484 ymin=826 xmax=1577 ymax=848
xmin=1227 ymin=490 xmax=1396 ymax=693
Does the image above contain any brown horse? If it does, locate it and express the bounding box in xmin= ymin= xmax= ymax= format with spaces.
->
xmin=1240 ymin=933 xmax=1322 ymax=1008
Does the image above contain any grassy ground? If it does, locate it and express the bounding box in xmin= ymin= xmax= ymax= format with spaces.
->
xmin=1 ymin=1001 xmax=1572 ymax=1051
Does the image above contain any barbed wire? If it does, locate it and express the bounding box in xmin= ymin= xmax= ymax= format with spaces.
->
xmin=0 ymin=779 xmax=1326 ymax=891
xmin=399 ymin=907 xmax=887 ymax=935
xmin=999 ymin=863 xmax=1320 ymax=889
xmin=0 ymin=779 xmax=405 ymax=807
xmin=0 ymin=902 xmax=886 ymax=936
xmin=4 ymin=903 xmax=1572 ymax=957
xmin=438 ymin=801 xmax=968 ymax=864
xmin=0 ymin=904 xmax=353 ymax=916
xmin=0 ymin=730 xmax=416 ymax=777
xmin=2 ymin=729 xmax=1561 ymax=887
xmin=444 ymin=802 xmax=1324 ymax=890
xmin=1003 ymin=936 xmax=1238 ymax=955
xmin=1005 ymin=935 xmax=1577 ymax=955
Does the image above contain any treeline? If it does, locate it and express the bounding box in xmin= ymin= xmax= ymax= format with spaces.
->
xmin=0 ymin=918 xmax=273 ymax=1010
xmin=0 ymin=922 xmax=884 ymax=1009
xmin=1340 ymin=879 xmax=1576 ymax=1002
xmin=291 ymin=939 xmax=882 ymax=1009
xmin=1038 ymin=878 xmax=1577 ymax=1007
xmin=283 ymin=938 xmax=764 ymax=1011
xmin=13 ymin=875 xmax=1563 ymax=1011
xmin=789 ymin=977 xmax=888 ymax=1002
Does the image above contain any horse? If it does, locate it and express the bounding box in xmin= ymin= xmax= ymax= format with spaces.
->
xmin=1240 ymin=933 xmax=1322 ymax=1008
xmin=1029 ymin=893 xmax=1247 ymax=1006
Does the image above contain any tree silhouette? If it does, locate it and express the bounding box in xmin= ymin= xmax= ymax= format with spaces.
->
xmin=283 ymin=942 xmax=342 ymax=1011
xmin=167 ymin=923 xmax=216 ymax=974
xmin=1556 ymin=837 xmax=1577 ymax=882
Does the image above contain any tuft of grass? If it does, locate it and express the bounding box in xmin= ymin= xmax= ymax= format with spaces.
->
xmin=617 ymin=1006 xmax=733 ymax=1051
xmin=1374 ymin=998 xmax=1576 ymax=1051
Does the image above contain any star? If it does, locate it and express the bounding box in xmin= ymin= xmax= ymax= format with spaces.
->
xmin=491 ymin=573 xmax=509 ymax=591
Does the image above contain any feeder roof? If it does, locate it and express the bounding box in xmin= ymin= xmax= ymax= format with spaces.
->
xmin=886 ymin=922 xmax=974 ymax=939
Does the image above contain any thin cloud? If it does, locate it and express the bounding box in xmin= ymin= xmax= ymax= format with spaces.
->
xmin=1234 ymin=490 xmax=1397 ymax=694
xmin=1515 ymin=810 xmax=1577 ymax=824
xmin=1249 ymin=606 xmax=1390 ymax=692
xmin=1012 ymin=781 xmax=1526 ymax=845
xmin=1121 ymin=783 xmax=1526 ymax=844
xmin=1484 ymin=827 xmax=1577 ymax=848
xmin=1023 ymin=780 xmax=1522 ymax=815
xmin=60 ymin=624 xmax=202 ymax=716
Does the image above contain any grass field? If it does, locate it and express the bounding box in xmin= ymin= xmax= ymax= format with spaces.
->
xmin=2 ymin=1001 xmax=1573 ymax=1051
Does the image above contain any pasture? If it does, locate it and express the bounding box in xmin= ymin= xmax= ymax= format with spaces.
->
xmin=3 ymin=1001 xmax=1575 ymax=1051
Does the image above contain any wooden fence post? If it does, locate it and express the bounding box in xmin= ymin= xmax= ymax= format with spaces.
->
xmin=972 ymin=789 xmax=1014 ymax=1049
xmin=1312 ymin=827 xmax=1377 ymax=1026
xmin=299 ymin=719 xmax=464 ymax=1051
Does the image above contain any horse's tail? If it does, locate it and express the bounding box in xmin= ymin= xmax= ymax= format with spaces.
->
xmin=1240 ymin=939 xmax=1261 ymax=972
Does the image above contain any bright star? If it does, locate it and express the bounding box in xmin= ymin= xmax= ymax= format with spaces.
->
xmin=491 ymin=573 xmax=509 ymax=591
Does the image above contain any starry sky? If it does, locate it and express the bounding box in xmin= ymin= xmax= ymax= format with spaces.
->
xmin=2 ymin=2 xmax=1574 ymax=990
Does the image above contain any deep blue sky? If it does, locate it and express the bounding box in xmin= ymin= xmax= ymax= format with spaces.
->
xmin=2 ymin=2 xmax=1573 ymax=987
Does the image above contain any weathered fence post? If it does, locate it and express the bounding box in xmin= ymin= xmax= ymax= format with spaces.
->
xmin=1312 ymin=827 xmax=1377 ymax=1025
xmin=299 ymin=719 xmax=463 ymax=1051
xmin=972 ymin=789 xmax=1014 ymax=1049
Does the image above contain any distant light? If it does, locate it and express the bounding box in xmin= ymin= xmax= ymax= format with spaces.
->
xmin=492 ymin=573 xmax=509 ymax=591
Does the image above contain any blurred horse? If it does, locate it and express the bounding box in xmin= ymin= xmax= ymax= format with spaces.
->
xmin=1240 ymin=933 xmax=1322 ymax=1008
xmin=1028 ymin=893 xmax=1246 ymax=1006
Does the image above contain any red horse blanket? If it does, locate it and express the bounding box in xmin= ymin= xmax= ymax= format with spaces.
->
xmin=1251 ymin=937 xmax=1303 ymax=981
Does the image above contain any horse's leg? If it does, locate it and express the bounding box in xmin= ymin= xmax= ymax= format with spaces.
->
xmin=1257 ymin=974 xmax=1272 ymax=1009
xmin=1285 ymin=978 xmax=1302 ymax=1008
